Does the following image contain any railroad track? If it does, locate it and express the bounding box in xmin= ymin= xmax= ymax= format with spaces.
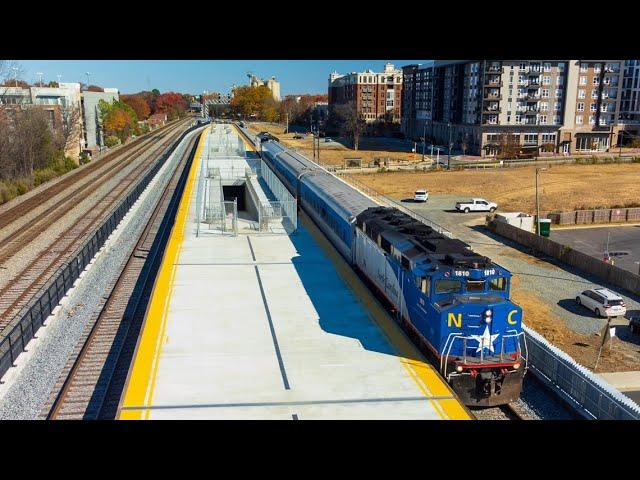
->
xmin=42 ymin=129 xmax=201 ymax=420
xmin=0 ymin=119 xmax=192 ymax=332
xmin=471 ymin=402 xmax=532 ymax=420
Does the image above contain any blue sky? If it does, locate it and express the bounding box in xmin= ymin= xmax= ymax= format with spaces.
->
xmin=17 ymin=60 xmax=429 ymax=95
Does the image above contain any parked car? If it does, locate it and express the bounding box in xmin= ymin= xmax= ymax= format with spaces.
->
xmin=414 ymin=189 xmax=429 ymax=202
xmin=455 ymin=198 xmax=498 ymax=213
xmin=575 ymin=288 xmax=627 ymax=318
xmin=293 ymin=134 xmax=305 ymax=139
xmin=629 ymin=314 xmax=640 ymax=335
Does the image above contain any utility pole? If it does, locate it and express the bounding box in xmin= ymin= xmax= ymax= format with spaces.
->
xmin=447 ymin=122 xmax=452 ymax=170
xmin=36 ymin=72 xmax=44 ymax=87
xmin=535 ymin=167 xmax=546 ymax=235
xmin=12 ymin=66 xmax=18 ymax=87
xmin=85 ymin=72 xmax=91 ymax=90
xmin=285 ymin=112 xmax=289 ymax=134
xmin=422 ymin=121 xmax=427 ymax=162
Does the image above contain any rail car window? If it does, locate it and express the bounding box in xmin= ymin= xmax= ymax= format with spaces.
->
xmin=380 ymin=236 xmax=391 ymax=254
xmin=421 ymin=277 xmax=430 ymax=295
xmin=401 ymin=255 xmax=411 ymax=270
xmin=435 ymin=279 xmax=461 ymax=295
xmin=466 ymin=280 xmax=485 ymax=293
xmin=489 ymin=277 xmax=508 ymax=291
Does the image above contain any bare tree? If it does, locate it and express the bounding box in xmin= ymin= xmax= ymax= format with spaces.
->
xmin=497 ymin=132 xmax=520 ymax=159
xmin=58 ymin=104 xmax=83 ymax=158
xmin=334 ymin=101 xmax=366 ymax=151
xmin=0 ymin=60 xmax=25 ymax=101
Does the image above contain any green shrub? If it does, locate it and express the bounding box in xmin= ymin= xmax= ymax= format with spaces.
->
xmin=105 ymin=135 xmax=120 ymax=148
xmin=79 ymin=152 xmax=91 ymax=165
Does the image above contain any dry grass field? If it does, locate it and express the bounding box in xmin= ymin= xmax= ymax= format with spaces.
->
xmin=248 ymin=123 xmax=421 ymax=167
xmin=353 ymin=164 xmax=640 ymax=213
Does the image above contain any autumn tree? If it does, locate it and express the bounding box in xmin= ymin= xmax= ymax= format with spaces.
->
xmin=99 ymin=99 xmax=138 ymax=142
xmin=230 ymin=85 xmax=279 ymax=121
xmin=122 ymin=94 xmax=151 ymax=120
xmin=155 ymin=92 xmax=188 ymax=120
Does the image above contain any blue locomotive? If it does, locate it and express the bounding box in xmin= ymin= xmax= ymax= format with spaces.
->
xmin=254 ymin=129 xmax=527 ymax=407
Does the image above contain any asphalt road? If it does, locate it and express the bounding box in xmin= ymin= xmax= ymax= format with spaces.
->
xmin=551 ymin=225 xmax=640 ymax=275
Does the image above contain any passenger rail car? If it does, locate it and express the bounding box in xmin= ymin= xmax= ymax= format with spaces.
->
xmin=252 ymin=131 xmax=527 ymax=406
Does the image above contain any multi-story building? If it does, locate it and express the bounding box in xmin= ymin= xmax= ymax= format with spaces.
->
xmin=401 ymin=60 xmax=626 ymax=156
xmin=248 ymin=74 xmax=280 ymax=101
xmin=81 ymin=89 xmax=119 ymax=152
xmin=328 ymin=63 xmax=403 ymax=124
xmin=619 ymin=60 xmax=640 ymax=139
xmin=0 ymin=82 xmax=84 ymax=159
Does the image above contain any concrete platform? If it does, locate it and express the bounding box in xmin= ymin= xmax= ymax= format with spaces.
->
xmin=118 ymin=126 xmax=469 ymax=420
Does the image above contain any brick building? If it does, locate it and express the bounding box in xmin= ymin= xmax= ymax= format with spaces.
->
xmin=328 ymin=63 xmax=403 ymax=125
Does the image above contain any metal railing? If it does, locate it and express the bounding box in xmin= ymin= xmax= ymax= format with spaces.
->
xmin=523 ymin=325 xmax=640 ymax=420
xmin=0 ymin=123 xmax=207 ymax=380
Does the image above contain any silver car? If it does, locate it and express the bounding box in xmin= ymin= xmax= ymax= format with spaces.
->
xmin=575 ymin=288 xmax=627 ymax=318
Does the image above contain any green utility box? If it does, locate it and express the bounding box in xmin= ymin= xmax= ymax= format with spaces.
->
xmin=538 ymin=218 xmax=551 ymax=237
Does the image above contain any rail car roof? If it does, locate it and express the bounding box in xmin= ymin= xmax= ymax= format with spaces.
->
xmin=303 ymin=172 xmax=378 ymax=220
xmin=356 ymin=207 xmax=495 ymax=270
xmin=262 ymin=141 xmax=320 ymax=176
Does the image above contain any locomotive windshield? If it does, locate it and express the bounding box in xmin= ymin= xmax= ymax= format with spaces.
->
xmin=489 ymin=277 xmax=508 ymax=291
xmin=435 ymin=279 xmax=461 ymax=295
xmin=466 ymin=280 xmax=485 ymax=293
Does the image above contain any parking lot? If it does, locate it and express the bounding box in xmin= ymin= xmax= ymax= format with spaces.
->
xmin=551 ymin=225 xmax=640 ymax=275
xmin=399 ymin=194 xmax=640 ymax=372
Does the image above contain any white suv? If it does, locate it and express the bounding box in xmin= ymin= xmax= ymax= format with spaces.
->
xmin=414 ymin=189 xmax=429 ymax=202
xmin=575 ymin=288 xmax=627 ymax=318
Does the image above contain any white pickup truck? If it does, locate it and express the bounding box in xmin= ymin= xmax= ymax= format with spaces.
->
xmin=455 ymin=198 xmax=498 ymax=213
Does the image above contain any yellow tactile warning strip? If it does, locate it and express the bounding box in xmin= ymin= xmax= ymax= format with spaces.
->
xmin=118 ymin=128 xmax=207 ymax=420
xmin=299 ymin=212 xmax=472 ymax=420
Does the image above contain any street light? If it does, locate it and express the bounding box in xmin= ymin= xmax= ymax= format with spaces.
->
xmin=422 ymin=121 xmax=427 ymax=162
xmin=535 ymin=167 xmax=547 ymax=235
xmin=85 ymin=72 xmax=91 ymax=90
xmin=36 ymin=72 xmax=44 ymax=87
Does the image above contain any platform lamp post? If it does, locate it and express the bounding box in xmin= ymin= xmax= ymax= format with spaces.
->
xmin=535 ymin=167 xmax=547 ymax=235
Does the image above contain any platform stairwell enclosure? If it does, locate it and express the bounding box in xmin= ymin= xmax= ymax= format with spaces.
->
xmin=0 ymin=123 xmax=207 ymax=380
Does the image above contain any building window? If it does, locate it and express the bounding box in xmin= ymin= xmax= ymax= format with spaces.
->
xmin=542 ymin=133 xmax=557 ymax=143
xmin=593 ymin=76 xmax=600 ymax=86
xmin=578 ymin=90 xmax=585 ymax=99
xmin=589 ymin=116 xmax=596 ymax=125
xmin=576 ymin=115 xmax=583 ymax=125
xmin=543 ymin=62 xmax=551 ymax=72
xmin=591 ymin=90 xmax=599 ymax=99
xmin=542 ymin=76 xmax=550 ymax=85
xmin=554 ymin=102 xmax=561 ymax=111
xmin=577 ymin=102 xmax=584 ymax=112
xmin=580 ymin=63 xmax=588 ymax=72
xmin=590 ymin=103 xmax=597 ymax=112
xmin=579 ymin=76 xmax=587 ymax=86
xmin=524 ymin=133 xmax=538 ymax=144
xmin=542 ymin=89 xmax=549 ymax=98
xmin=540 ymin=115 xmax=547 ymax=124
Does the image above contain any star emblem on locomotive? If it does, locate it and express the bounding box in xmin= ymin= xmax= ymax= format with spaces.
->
xmin=469 ymin=326 xmax=500 ymax=354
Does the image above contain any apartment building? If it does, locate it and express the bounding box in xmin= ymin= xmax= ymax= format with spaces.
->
xmin=81 ymin=90 xmax=119 ymax=152
xmin=401 ymin=60 xmax=626 ymax=156
xmin=619 ymin=60 xmax=640 ymax=140
xmin=328 ymin=63 xmax=403 ymax=124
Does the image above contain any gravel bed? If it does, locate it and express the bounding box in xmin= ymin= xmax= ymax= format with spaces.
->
xmin=0 ymin=124 xmax=186 ymax=292
xmin=0 ymin=128 xmax=201 ymax=419
xmin=514 ymin=375 xmax=575 ymax=420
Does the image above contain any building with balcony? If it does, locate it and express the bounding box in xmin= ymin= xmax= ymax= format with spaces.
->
xmin=328 ymin=63 xmax=403 ymax=126
xmin=401 ymin=60 xmax=626 ymax=156
xmin=619 ymin=60 xmax=640 ymax=141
